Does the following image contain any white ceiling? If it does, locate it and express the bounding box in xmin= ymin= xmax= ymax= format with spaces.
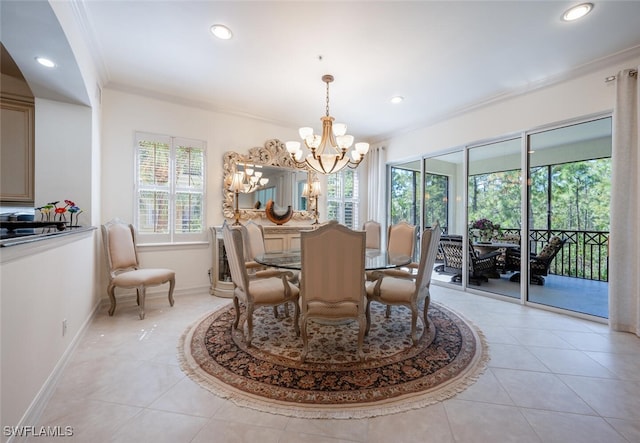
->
xmin=3 ymin=1 xmax=640 ymax=143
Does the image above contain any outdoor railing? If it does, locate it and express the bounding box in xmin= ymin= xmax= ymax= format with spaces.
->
xmin=500 ymin=228 xmax=609 ymax=282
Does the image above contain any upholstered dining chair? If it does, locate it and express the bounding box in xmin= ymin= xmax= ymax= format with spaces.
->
xmin=101 ymin=218 xmax=175 ymax=320
xmin=363 ymin=220 xmax=382 ymax=249
xmin=387 ymin=221 xmax=418 ymax=272
xmin=300 ymin=221 xmax=367 ymax=362
xmin=222 ymin=222 xmax=300 ymax=346
xmin=366 ymin=224 xmax=441 ymax=345
xmin=241 ymin=220 xmax=267 ymax=272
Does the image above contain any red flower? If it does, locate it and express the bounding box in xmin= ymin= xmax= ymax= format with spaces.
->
xmin=55 ymin=207 xmax=66 ymax=214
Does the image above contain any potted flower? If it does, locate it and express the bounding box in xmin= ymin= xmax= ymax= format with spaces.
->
xmin=469 ymin=218 xmax=500 ymax=243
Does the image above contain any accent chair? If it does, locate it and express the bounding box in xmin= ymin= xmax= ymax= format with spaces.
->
xmin=101 ymin=218 xmax=175 ymax=320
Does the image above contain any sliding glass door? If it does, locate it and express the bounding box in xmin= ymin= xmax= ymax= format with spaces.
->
xmin=526 ymin=118 xmax=611 ymax=317
xmin=466 ymin=138 xmax=522 ymax=297
xmin=423 ymin=151 xmax=465 ymax=286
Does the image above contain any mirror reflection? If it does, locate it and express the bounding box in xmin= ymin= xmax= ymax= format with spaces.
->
xmin=222 ymin=139 xmax=315 ymax=222
xmin=234 ymin=164 xmax=308 ymax=210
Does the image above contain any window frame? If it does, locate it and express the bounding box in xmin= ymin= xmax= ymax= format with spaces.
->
xmin=134 ymin=132 xmax=207 ymax=245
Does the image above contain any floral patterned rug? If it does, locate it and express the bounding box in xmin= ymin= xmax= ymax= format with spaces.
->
xmin=178 ymin=301 xmax=488 ymax=419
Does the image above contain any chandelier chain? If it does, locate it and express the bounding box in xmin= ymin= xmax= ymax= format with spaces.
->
xmin=325 ymin=80 xmax=330 ymax=117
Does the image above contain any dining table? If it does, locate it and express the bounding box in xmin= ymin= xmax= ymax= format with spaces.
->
xmin=254 ymin=248 xmax=412 ymax=271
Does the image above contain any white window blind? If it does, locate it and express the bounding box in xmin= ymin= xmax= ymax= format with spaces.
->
xmin=135 ymin=132 xmax=206 ymax=244
xmin=326 ymin=168 xmax=359 ymax=229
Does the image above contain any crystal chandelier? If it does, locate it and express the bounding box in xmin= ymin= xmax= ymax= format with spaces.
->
xmin=286 ymin=74 xmax=369 ymax=175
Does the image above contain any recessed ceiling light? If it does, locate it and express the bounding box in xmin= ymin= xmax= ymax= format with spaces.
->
xmin=210 ymin=24 xmax=233 ymax=40
xmin=390 ymin=96 xmax=404 ymax=104
xmin=35 ymin=56 xmax=56 ymax=68
xmin=562 ymin=3 xmax=593 ymax=21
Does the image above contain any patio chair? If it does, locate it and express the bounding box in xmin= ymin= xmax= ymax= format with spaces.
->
xmin=438 ymin=235 xmax=500 ymax=285
xmin=504 ymin=236 xmax=566 ymax=285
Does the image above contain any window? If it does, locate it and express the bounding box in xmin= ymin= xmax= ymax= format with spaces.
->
xmin=135 ymin=132 xmax=206 ymax=244
xmin=390 ymin=166 xmax=419 ymax=225
xmin=424 ymin=172 xmax=448 ymax=230
xmin=326 ymin=169 xmax=359 ymax=229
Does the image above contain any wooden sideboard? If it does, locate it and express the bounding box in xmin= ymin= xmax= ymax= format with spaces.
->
xmin=209 ymin=224 xmax=313 ymax=297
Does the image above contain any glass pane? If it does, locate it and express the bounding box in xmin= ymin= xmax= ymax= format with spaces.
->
xmin=426 ymin=151 xmax=465 ymax=286
xmin=466 ymin=138 xmax=522 ymax=297
xmin=390 ymin=163 xmax=419 ymax=225
xmin=424 ymin=173 xmax=448 ymax=229
xmin=175 ymin=146 xmax=204 ymax=189
xmin=526 ymin=118 xmax=611 ymax=317
xmin=137 ymin=190 xmax=169 ymax=234
xmin=138 ymin=140 xmax=170 ymax=186
xmin=175 ymin=192 xmax=203 ymax=233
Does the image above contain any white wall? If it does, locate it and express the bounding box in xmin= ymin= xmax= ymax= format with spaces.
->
xmin=100 ymin=89 xmax=301 ymax=293
xmin=382 ymin=55 xmax=640 ymax=162
xmin=0 ymin=233 xmax=96 ymax=436
xmin=35 ymin=99 xmax=92 ymax=222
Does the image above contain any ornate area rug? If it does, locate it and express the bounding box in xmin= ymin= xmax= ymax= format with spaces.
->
xmin=178 ymin=301 xmax=488 ymax=419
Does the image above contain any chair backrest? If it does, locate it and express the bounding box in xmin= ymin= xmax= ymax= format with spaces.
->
xmin=439 ymin=235 xmax=464 ymax=271
xmin=387 ymin=221 xmax=417 ymax=258
xmin=535 ymin=236 xmax=566 ymax=265
xmin=243 ymin=220 xmax=266 ymax=260
xmin=301 ymin=222 xmax=366 ymax=310
xmin=415 ymin=224 xmax=442 ymax=295
xmin=222 ymin=222 xmax=249 ymax=293
xmin=362 ymin=220 xmax=382 ymax=249
xmin=101 ymin=219 xmax=139 ymax=277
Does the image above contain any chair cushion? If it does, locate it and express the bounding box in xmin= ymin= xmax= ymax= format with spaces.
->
xmin=366 ymin=277 xmax=415 ymax=303
xmin=112 ymin=268 xmax=175 ymax=287
xmin=305 ymin=300 xmax=359 ymax=317
xmin=248 ymin=277 xmax=300 ymax=304
xmin=537 ymin=236 xmax=563 ymax=261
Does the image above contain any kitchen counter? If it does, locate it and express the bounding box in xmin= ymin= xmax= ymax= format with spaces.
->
xmin=0 ymin=225 xmax=96 ymax=263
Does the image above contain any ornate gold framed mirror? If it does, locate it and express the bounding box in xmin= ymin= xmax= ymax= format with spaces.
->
xmin=223 ymin=139 xmax=316 ymax=222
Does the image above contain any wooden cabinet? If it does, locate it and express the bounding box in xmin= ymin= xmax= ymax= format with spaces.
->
xmin=0 ymin=95 xmax=34 ymax=203
xmin=209 ymin=225 xmax=313 ymax=298
xmin=263 ymin=225 xmax=309 ymax=251
xmin=209 ymin=227 xmax=234 ymax=298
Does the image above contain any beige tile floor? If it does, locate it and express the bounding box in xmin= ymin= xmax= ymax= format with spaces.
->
xmin=30 ymin=286 xmax=640 ymax=443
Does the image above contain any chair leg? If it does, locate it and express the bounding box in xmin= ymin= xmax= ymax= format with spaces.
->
xmin=107 ymin=285 xmax=117 ymax=316
xmin=292 ymin=301 xmax=300 ymax=337
xmin=365 ymin=299 xmax=372 ymax=335
xmin=357 ymin=316 xmax=366 ymax=362
xmin=410 ymin=302 xmax=419 ymax=345
xmin=168 ymin=277 xmax=175 ymax=307
xmin=246 ymin=305 xmax=254 ymax=346
xmin=423 ymin=295 xmax=430 ymax=331
xmin=301 ymin=317 xmax=309 ymax=362
xmin=385 ymin=305 xmax=392 ymax=318
xmin=232 ymin=296 xmax=241 ymax=329
xmin=137 ymin=285 xmax=146 ymax=320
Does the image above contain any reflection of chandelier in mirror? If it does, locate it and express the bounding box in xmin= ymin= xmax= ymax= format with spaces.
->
xmin=286 ymin=74 xmax=369 ymax=175
xmin=232 ymin=165 xmax=270 ymax=193
xmin=228 ymin=165 xmax=270 ymax=225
